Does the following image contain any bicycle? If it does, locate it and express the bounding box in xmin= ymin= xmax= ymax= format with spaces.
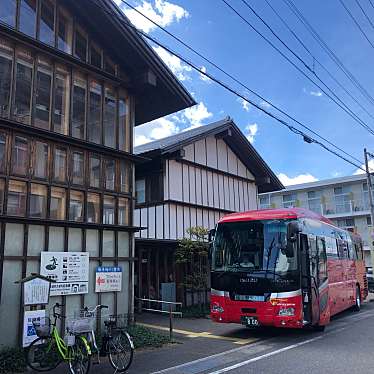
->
xmin=82 ymin=305 xmax=134 ymax=373
xmin=25 ymin=303 xmax=91 ymax=374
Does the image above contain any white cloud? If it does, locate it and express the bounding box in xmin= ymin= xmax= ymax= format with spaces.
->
xmin=152 ymin=46 xmax=192 ymax=81
xmin=277 ymin=173 xmax=318 ymax=186
xmin=183 ymin=102 xmax=213 ymax=129
xmin=353 ymin=159 xmax=374 ymax=175
xmin=120 ymin=0 xmax=189 ymax=33
xmin=135 ymin=102 xmax=212 ymax=145
xmin=237 ymin=98 xmax=250 ymax=112
xmin=134 ymin=117 xmax=179 ymax=146
xmin=199 ymin=66 xmax=211 ymax=83
xmin=244 ymin=123 xmax=258 ymax=143
xmin=260 ymin=100 xmax=271 ymax=109
xmin=310 ymin=90 xmax=323 ymax=97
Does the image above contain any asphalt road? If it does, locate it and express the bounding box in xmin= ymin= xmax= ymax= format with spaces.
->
xmin=146 ymin=302 xmax=374 ymax=374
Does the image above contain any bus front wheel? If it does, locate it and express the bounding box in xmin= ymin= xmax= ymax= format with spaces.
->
xmin=353 ymin=285 xmax=361 ymax=312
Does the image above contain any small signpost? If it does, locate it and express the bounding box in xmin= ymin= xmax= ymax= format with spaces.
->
xmin=95 ymin=266 xmax=122 ymax=292
xmin=15 ymin=274 xmax=54 ymax=347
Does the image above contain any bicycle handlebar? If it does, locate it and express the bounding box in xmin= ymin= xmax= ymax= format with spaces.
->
xmin=83 ymin=304 xmax=109 ymax=313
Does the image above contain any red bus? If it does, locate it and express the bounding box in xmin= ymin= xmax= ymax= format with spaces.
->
xmin=210 ymin=208 xmax=368 ymax=330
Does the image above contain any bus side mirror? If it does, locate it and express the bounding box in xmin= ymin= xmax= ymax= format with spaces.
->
xmin=208 ymin=228 xmax=216 ymax=242
xmin=287 ymin=221 xmax=301 ymax=243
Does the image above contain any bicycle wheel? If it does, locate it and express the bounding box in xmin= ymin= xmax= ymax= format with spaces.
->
xmin=108 ymin=331 xmax=134 ymax=372
xmin=68 ymin=336 xmax=91 ymax=374
xmin=26 ymin=337 xmax=62 ymax=372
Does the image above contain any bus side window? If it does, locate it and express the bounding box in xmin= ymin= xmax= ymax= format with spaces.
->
xmin=317 ymin=237 xmax=328 ymax=283
xmin=326 ymin=236 xmax=338 ymax=258
xmin=337 ymin=239 xmax=348 ymax=259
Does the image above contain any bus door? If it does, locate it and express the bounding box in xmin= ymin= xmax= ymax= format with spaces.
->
xmin=300 ymin=234 xmax=329 ymax=325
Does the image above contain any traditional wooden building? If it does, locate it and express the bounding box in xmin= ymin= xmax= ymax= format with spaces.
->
xmin=0 ymin=0 xmax=194 ymax=346
xmin=134 ymin=118 xmax=283 ymax=305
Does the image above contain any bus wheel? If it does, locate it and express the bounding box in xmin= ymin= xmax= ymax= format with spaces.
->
xmin=353 ymin=286 xmax=361 ymax=312
xmin=312 ymin=324 xmax=325 ymax=332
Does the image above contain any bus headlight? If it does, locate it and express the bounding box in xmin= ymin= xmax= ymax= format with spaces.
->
xmin=211 ymin=302 xmax=224 ymax=313
xmin=278 ymin=307 xmax=295 ymax=316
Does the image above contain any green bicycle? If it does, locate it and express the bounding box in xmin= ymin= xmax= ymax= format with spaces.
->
xmin=26 ymin=303 xmax=91 ymax=374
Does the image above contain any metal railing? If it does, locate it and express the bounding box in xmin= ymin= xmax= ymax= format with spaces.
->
xmin=135 ymin=297 xmax=182 ymax=339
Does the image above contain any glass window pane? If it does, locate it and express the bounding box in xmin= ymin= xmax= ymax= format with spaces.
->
xmin=104 ymin=86 xmax=116 ymax=148
xmin=87 ymin=192 xmax=100 ymax=223
xmin=104 ymin=56 xmax=115 ymax=75
xmin=118 ymin=96 xmax=128 ymax=151
xmin=53 ymin=65 xmax=70 ymax=135
xmin=0 ymin=133 xmax=7 ymax=173
xmin=103 ymin=231 xmax=114 ymax=257
xmin=0 ymin=38 xmax=13 ymax=118
xmin=68 ymin=228 xmax=81 ymax=251
xmin=13 ymin=49 xmax=33 ymax=124
xmin=34 ymin=57 xmax=52 ymax=130
xmin=104 ymin=158 xmax=115 ymax=190
xmin=19 ymin=0 xmax=37 ymax=37
xmin=4 ymin=223 xmax=23 ymax=255
xmin=120 ymin=161 xmax=130 ymax=193
xmin=28 ymin=225 xmax=45 ymax=255
xmin=90 ymin=43 xmax=102 ymax=68
xmin=136 ymin=179 xmax=145 ymax=204
xmin=69 ymin=190 xmax=84 ymax=222
xmin=48 ymin=226 xmax=64 ymax=250
xmin=33 ymin=141 xmax=48 ymax=179
xmin=103 ymin=195 xmax=115 ymax=224
xmin=7 ymin=180 xmax=27 ymax=216
xmin=57 ymin=8 xmax=72 ymax=53
xmin=72 ymin=151 xmax=84 ymax=185
xmin=74 ymin=27 xmax=87 ymax=61
xmin=39 ymin=0 xmax=55 ymax=46
xmin=0 ymin=0 xmax=17 ymax=27
xmin=89 ymin=154 xmax=101 ymax=188
xmin=72 ymin=73 xmax=86 ymax=139
xmin=118 ymin=198 xmax=129 ymax=225
xmin=87 ymin=80 xmax=102 ymax=144
xmin=0 ymin=178 xmax=5 ymax=213
xmin=53 ymin=147 xmax=66 ymax=182
xmin=86 ymin=229 xmax=99 ymax=256
xmin=29 ymin=183 xmax=47 ymax=218
xmin=50 ymin=186 xmax=66 ymax=220
xmin=11 ymin=136 xmax=28 ymax=175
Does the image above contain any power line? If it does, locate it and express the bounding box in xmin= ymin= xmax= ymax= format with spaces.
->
xmin=221 ymin=0 xmax=374 ymax=136
xmin=94 ymin=0 xmax=366 ymax=172
xmin=339 ymin=0 xmax=374 ymax=50
xmin=355 ymin=0 xmax=374 ymax=32
xmin=284 ymin=0 xmax=374 ymax=109
xmin=263 ymin=0 xmax=374 ymax=125
xmin=115 ymin=0 xmax=364 ymax=165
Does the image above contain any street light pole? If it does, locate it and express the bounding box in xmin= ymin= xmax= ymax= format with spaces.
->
xmin=364 ymin=148 xmax=374 ymax=270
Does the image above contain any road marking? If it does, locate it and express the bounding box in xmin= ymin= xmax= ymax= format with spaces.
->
xmin=207 ymin=336 xmax=323 ymax=373
xmin=151 ymin=308 xmax=374 ymax=374
xmin=138 ymin=323 xmax=258 ymax=345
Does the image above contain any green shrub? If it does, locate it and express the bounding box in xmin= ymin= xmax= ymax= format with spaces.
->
xmin=127 ymin=325 xmax=171 ymax=349
xmin=0 ymin=347 xmax=26 ymax=373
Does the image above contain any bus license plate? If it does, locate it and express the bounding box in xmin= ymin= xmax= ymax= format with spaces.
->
xmin=242 ymin=316 xmax=259 ymax=327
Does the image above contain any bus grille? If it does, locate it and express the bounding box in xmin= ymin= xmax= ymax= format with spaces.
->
xmin=241 ymin=308 xmax=256 ymax=314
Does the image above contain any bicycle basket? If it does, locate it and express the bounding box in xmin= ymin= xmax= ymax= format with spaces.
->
xmin=104 ymin=314 xmax=129 ymax=330
xmin=32 ymin=317 xmax=51 ymax=338
xmin=67 ymin=309 xmax=96 ymax=334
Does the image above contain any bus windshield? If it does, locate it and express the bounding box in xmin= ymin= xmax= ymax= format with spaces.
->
xmin=212 ymin=220 xmax=298 ymax=275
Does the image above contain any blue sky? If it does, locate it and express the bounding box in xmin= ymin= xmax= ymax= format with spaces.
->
xmin=116 ymin=0 xmax=374 ymax=185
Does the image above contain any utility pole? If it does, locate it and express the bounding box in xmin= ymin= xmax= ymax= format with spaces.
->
xmin=364 ymin=148 xmax=374 ymax=270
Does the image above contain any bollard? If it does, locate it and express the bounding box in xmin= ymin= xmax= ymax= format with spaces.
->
xmin=169 ymin=303 xmax=173 ymax=340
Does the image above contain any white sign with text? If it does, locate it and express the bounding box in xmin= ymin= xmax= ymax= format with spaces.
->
xmin=95 ymin=267 xmax=122 ymax=292
xmin=40 ymin=252 xmax=89 ymax=296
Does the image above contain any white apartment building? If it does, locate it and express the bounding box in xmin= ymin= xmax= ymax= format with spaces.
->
xmin=259 ymin=174 xmax=374 ymax=266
